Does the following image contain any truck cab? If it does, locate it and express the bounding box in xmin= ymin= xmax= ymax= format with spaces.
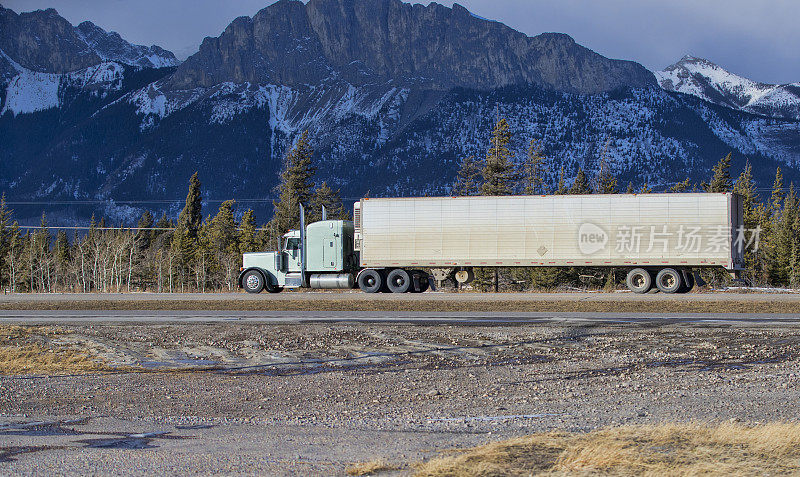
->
xmin=239 ymin=219 xmax=358 ymax=293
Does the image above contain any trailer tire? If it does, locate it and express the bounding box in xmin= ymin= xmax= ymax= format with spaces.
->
xmin=242 ymin=270 xmax=265 ymax=294
xmin=358 ymin=269 xmax=383 ymax=294
xmin=655 ymin=268 xmax=683 ymax=294
xmin=626 ymin=268 xmax=652 ymax=294
xmin=387 ymin=269 xmax=412 ymax=293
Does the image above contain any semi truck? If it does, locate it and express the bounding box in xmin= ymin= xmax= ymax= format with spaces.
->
xmin=239 ymin=193 xmax=745 ymax=295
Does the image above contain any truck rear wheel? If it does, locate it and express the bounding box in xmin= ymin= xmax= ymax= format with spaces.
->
xmin=387 ymin=269 xmax=412 ymax=293
xmin=655 ymin=268 xmax=683 ymax=294
xmin=358 ymin=269 xmax=383 ymax=293
xmin=626 ymin=268 xmax=652 ymax=294
xmin=242 ymin=270 xmax=265 ymax=294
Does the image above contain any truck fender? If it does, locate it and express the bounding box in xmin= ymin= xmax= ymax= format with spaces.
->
xmin=238 ymin=268 xmax=272 ymax=288
xmin=356 ymin=268 xmax=385 ymax=284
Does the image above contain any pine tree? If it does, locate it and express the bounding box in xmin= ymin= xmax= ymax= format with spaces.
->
xmin=569 ymin=167 xmax=592 ymax=194
xmin=556 ymin=166 xmax=567 ymax=195
xmin=704 ymin=152 xmax=733 ymax=193
xmin=770 ymin=167 xmax=785 ymax=215
xmin=136 ymin=210 xmax=154 ymax=250
xmin=273 ymin=130 xmax=316 ymax=233
xmin=177 ymin=172 xmax=202 ymax=239
xmin=0 ymin=194 xmax=11 ymax=288
xmin=594 ymin=142 xmax=618 ymax=194
xmin=520 ymin=139 xmax=547 ymax=195
xmin=453 ymin=155 xmax=482 ymax=196
xmin=480 ymin=118 xmax=517 ymax=196
xmin=626 ymin=181 xmax=635 ymax=194
xmin=311 ymin=182 xmax=348 ymax=222
xmin=639 ymin=182 xmax=652 ymax=194
xmin=239 ymin=209 xmax=258 ymax=254
xmin=209 ymin=200 xmax=238 ymax=256
xmin=670 ymin=178 xmax=692 ymax=193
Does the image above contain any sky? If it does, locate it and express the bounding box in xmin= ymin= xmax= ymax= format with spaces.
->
xmin=4 ymin=0 xmax=799 ymax=84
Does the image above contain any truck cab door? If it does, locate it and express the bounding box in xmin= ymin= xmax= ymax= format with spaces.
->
xmin=284 ymin=238 xmax=302 ymax=272
xmin=321 ymin=234 xmax=341 ymax=270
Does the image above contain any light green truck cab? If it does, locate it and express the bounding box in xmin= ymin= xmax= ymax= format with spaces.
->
xmin=239 ymin=220 xmax=357 ymax=293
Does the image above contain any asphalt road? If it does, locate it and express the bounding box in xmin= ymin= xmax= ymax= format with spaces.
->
xmin=2 ymin=309 xmax=800 ymax=325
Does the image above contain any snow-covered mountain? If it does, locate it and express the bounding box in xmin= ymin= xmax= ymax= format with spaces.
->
xmin=1 ymin=1 xmax=799 ymax=225
xmin=656 ymin=56 xmax=800 ymax=120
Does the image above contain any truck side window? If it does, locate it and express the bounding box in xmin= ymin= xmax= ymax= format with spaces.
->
xmin=285 ymin=238 xmax=300 ymax=252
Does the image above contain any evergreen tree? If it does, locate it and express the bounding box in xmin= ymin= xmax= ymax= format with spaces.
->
xmin=594 ymin=144 xmax=617 ymax=194
xmin=209 ymin=200 xmax=238 ymax=256
xmin=556 ymin=166 xmax=567 ymax=195
xmin=136 ymin=210 xmax=154 ymax=250
xmin=520 ymin=139 xmax=547 ymax=195
xmin=569 ymin=167 xmax=592 ymax=194
xmin=639 ymin=182 xmax=652 ymax=194
xmin=0 ymin=194 xmax=11 ymax=288
xmin=239 ymin=209 xmax=258 ymax=254
xmin=670 ymin=178 xmax=693 ymax=193
xmin=311 ymin=182 xmax=348 ymax=222
xmin=770 ymin=167 xmax=785 ymax=215
xmin=626 ymin=181 xmax=635 ymax=194
xmin=480 ymin=118 xmax=517 ymax=196
xmin=273 ymin=130 xmax=316 ymax=233
xmin=704 ymin=152 xmax=733 ymax=193
xmin=453 ymin=155 xmax=482 ymax=196
xmin=177 ymin=172 xmax=202 ymax=239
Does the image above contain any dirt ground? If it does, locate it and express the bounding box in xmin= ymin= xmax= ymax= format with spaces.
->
xmin=2 ymin=319 xmax=800 ymax=475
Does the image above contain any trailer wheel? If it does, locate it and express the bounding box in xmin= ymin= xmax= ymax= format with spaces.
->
xmin=626 ymin=268 xmax=652 ymax=294
xmin=358 ymin=269 xmax=383 ymax=294
xmin=655 ymin=268 xmax=683 ymax=294
xmin=242 ymin=270 xmax=265 ymax=294
xmin=387 ymin=269 xmax=412 ymax=293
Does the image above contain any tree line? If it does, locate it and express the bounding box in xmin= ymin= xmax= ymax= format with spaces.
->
xmin=0 ymin=131 xmax=347 ymax=293
xmin=0 ymin=120 xmax=797 ymax=293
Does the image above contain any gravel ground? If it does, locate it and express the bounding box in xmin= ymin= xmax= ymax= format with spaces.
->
xmin=2 ymin=320 xmax=800 ymax=475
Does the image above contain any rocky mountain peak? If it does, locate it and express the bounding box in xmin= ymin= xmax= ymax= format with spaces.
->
xmin=0 ymin=4 xmax=178 ymax=74
xmin=169 ymin=0 xmax=655 ymax=94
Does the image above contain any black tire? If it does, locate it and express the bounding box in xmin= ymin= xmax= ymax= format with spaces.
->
xmin=655 ymin=268 xmax=683 ymax=294
xmin=679 ymin=270 xmax=695 ymax=293
xmin=387 ymin=269 xmax=412 ymax=293
xmin=626 ymin=268 xmax=652 ymax=294
xmin=242 ymin=270 xmax=265 ymax=294
xmin=409 ymin=270 xmax=430 ymax=293
xmin=358 ymin=269 xmax=383 ymax=294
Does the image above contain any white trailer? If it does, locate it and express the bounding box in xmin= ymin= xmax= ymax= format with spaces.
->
xmin=353 ymin=193 xmax=745 ymax=294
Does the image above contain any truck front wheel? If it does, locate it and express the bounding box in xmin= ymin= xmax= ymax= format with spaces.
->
xmin=358 ymin=269 xmax=383 ymax=293
xmin=243 ymin=270 xmax=265 ymax=294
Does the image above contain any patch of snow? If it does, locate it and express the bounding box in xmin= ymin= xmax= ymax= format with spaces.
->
xmin=1 ymin=70 xmax=61 ymax=116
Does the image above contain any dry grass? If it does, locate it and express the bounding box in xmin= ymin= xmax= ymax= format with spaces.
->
xmin=346 ymin=459 xmax=399 ymax=476
xmin=1 ymin=298 xmax=800 ymax=314
xmin=0 ymin=344 xmax=111 ymax=375
xmin=415 ymin=422 xmax=800 ymax=476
